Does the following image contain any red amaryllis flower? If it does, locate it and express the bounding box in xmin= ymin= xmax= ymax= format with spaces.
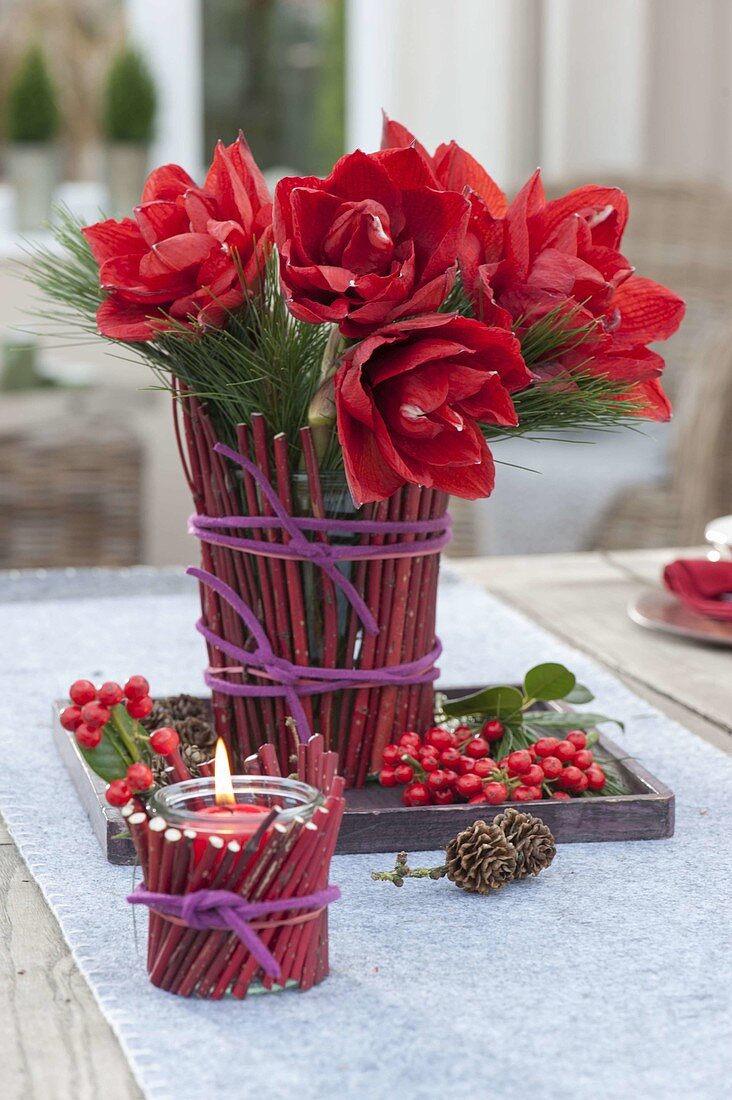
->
xmin=334 ymin=314 xmax=532 ymax=505
xmin=273 ymin=148 xmax=470 ymax=337
xmin=82 ymin=134 xmax=272 ymax=341
xmin=469 ymin=171 xmax=685 ymax=420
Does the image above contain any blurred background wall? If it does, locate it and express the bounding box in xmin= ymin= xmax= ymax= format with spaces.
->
xmin=0 ymin=0 xmax=730 ymax=567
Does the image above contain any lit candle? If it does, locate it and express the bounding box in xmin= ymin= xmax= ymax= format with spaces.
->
xmin=195 ymin=739 xmax=271 ymax=845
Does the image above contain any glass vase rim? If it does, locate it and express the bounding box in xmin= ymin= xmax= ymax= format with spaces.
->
xmin=147 ymin=774 xmax=323 ymax=830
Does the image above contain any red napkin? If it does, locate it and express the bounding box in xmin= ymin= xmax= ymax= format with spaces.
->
xmin=663 ymin=559 xmax=732 ymax=621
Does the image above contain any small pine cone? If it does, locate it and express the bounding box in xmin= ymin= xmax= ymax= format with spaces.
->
xmin=444 ymin=820 xmax=517 ymax=894
xmin=143 ymin=701 xmax=173 ymax=733
xmin=178 ymin=715 xmax=216 ymax=748
xmin=167 ymin=694 xmax=209 ymax=722
xmin=181 ymin=742 xmax=214 ymax=773
xmin=492 ymin=807 xmax=556 ymax=879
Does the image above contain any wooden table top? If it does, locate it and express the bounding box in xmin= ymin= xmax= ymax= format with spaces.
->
xmin=2 ymin=549 xmax=729 ymax=1100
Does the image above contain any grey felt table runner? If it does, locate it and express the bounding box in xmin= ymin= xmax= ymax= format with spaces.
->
xmin=0 ymin=567 xmax=729 ymax=1100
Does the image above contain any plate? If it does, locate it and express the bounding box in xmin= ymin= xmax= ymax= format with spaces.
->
xmin=628 ymin=588 xmax=732 ymax=647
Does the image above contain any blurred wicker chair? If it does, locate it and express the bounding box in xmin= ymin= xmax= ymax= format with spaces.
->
xmin=566 ymin=177 xmax=732 ymax=550
xmin=0 ymin=420 xmax=142 ymax=567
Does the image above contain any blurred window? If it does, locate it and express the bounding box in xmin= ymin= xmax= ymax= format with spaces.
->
xmin=202 ymin=0 xmax=345 ymax=175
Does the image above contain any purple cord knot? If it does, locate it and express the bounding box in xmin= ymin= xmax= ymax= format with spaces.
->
xmin=128 ymin=884 xmax=341 ymax=981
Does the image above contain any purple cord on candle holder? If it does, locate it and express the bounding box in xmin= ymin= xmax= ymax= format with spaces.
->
xmin=187 ymin=442 xmax=450 ymax=742
xmin=128 ymin=883 xmax=341 ymax=981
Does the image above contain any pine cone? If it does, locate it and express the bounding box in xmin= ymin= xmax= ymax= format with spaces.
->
xmin=178 ymin=716 xmax=216 ymax=748
xmin=444 ymin=820 xmax=517 ymax=894
xmin=492 ymin=808 xmax=556 ymax=879
xmin=182 ymin=742 xmax=214 ymax=773
xmin=143 ymin=694 xmax=210 ymax=733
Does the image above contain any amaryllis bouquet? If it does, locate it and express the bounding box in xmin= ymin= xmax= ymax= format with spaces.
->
xmin=27 ymin=121 xmax=684 ymax=784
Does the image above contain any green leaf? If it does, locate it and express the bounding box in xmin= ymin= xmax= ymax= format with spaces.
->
xmin=76 ymin=731 xmax=129 ymax=783
xmin=564 ymin=683 xmax=594 ymax=704
xmin=524 ymin=663 xmax=576 ymax=701
xmin=442 ymin=684 xmax=524 ymax=720
xmin=525 ymin=711 xmax=624 ymax=731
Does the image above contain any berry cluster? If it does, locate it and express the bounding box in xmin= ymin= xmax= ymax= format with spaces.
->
xmin=60 ymin=675 xmax=153 ymax=749
xmin=60 ymin=676 xmax=181 ymax=808
xmin=378 ymin=726 xmax=606 ymax=806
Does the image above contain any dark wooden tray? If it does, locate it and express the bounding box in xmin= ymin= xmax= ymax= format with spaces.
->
xmin=53 ymin=691 xmax=674 ymax=864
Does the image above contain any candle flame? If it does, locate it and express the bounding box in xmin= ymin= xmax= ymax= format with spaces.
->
xmin=214 ymin=738 xmax=235 ymax=806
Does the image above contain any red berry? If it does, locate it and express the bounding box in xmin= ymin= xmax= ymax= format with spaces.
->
xmin=456 ymin=756 xmax=476 ymax=775
xmin=507 ymin=750 xmax=532 ymax=776
xmin=378 ymin=767 xmax=398 ymax=787
xmin=442 ymin=769 xmax=459 ymax=789
xmin=425 ymin=727 xmax=454 ymax=753
xmin=511 ymin=785 xmax=533 ymax=802
xmin=69 ymin=679 xmax=97 ymax=706
xmin=382 ymin=744 xmax=401 ymax=767
xmin=421 ymin=755 xmax=440 ymax=773
xmin=432 ymin=788 xmax=454 ymax=805
xmin=527 ymin=745 xmax=537 ymax=760
xmin=468 ymin=793 xmax=488 ymax=804
xmin=439 ymin=747 xmax=462 ymax=769
xmin=574 ymin=749 xmax=594 ymax=771
xmin=484 ymin=781 xmax=508 ymax=805
xmin=586 ymin=765 xmax=607 ymax=791
xmin=97 ymin=681 xmax=124 ymax=707
xmin=540 ymin=755 xmax=563 ymax=780
xmin=525 ymin=785 xmax=543 ymax=800
xmin=59 ymin=705 xmax=82 ymax=731
xmin=558 ymin=765 xmax=584 ymax=790
xmin=473 ymin=758 xmax=496 ymax=779
xmin=398 ymin=731 xmax=422 ymax=750
xmin=394 ymin=763 xmax=414 ymax=785
xmin=127 ymin=695 xmax=153 ymax=720
xmin=402 ymin=782 xmax=430 ymax=807
xmin=455 ymin=773 xmax=483 ymax=799
xmin=465 ymin=736 xmax=490 ymax=760
xmin=552 ymin=790 xmax=571 ymax=801
xmin=523 ymin=764 xmax=545 ymax=787
xmin=534 ymin=737 xmax=560 ymax=757
xmin=555 ymin=740 xmax=577 ymax=762
xmin=427 ymin=769 xmax=448 ymax=792
xmin=105 ymin=779 xmax=133 ymax=807
xmin=481 ymin=719 xmax=505 ymax=742
xmin=149 ymin=726 xmax=180 ymax=754
xmin=124 ymin=675 xmax=150 ymax=701
xmin=453 ymin=725 xmax=473 ymax=745
xmin=567 ymin=730 xmax=587 ymax=750
xmin=574 ymin=772 xmax=590 ymax=792
xmin=80 ymin=700 xmax=110 ymax=729
xmin=126 ymin=763 xmax=153 ymax=792
xmin=75 ymin=723 xmax=102 ymax=749
xmin=498 ymin=756 xmax=509 ymax=768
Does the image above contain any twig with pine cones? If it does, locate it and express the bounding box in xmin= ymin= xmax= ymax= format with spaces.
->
xmin=371 ymin=810 xmax=556 ymax=895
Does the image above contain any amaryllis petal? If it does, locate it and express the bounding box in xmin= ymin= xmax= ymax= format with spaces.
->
xmin=96 ymin=296 xmax=163 ymax=341
xmin=542 ymin=185 xmax=628 ymax=249
xmin=82 ymin=218 xmax=145 ymax=264
xmin=141 ymin=164 xmax=197 ymax=203
xmin=425 ymin=423 xmax=496 ymax=498
xmin=612 ymin=276 xmax=686 ymax=345
xmin=433 ymin=141 xmax=507 ymax=217
xmin=135 ymin=201 xmax=190 ymax=247
xmin=380 ymin=113 xmax=432 ymax=164
xmin=619 ymin=378 xmax=672 ymax=421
